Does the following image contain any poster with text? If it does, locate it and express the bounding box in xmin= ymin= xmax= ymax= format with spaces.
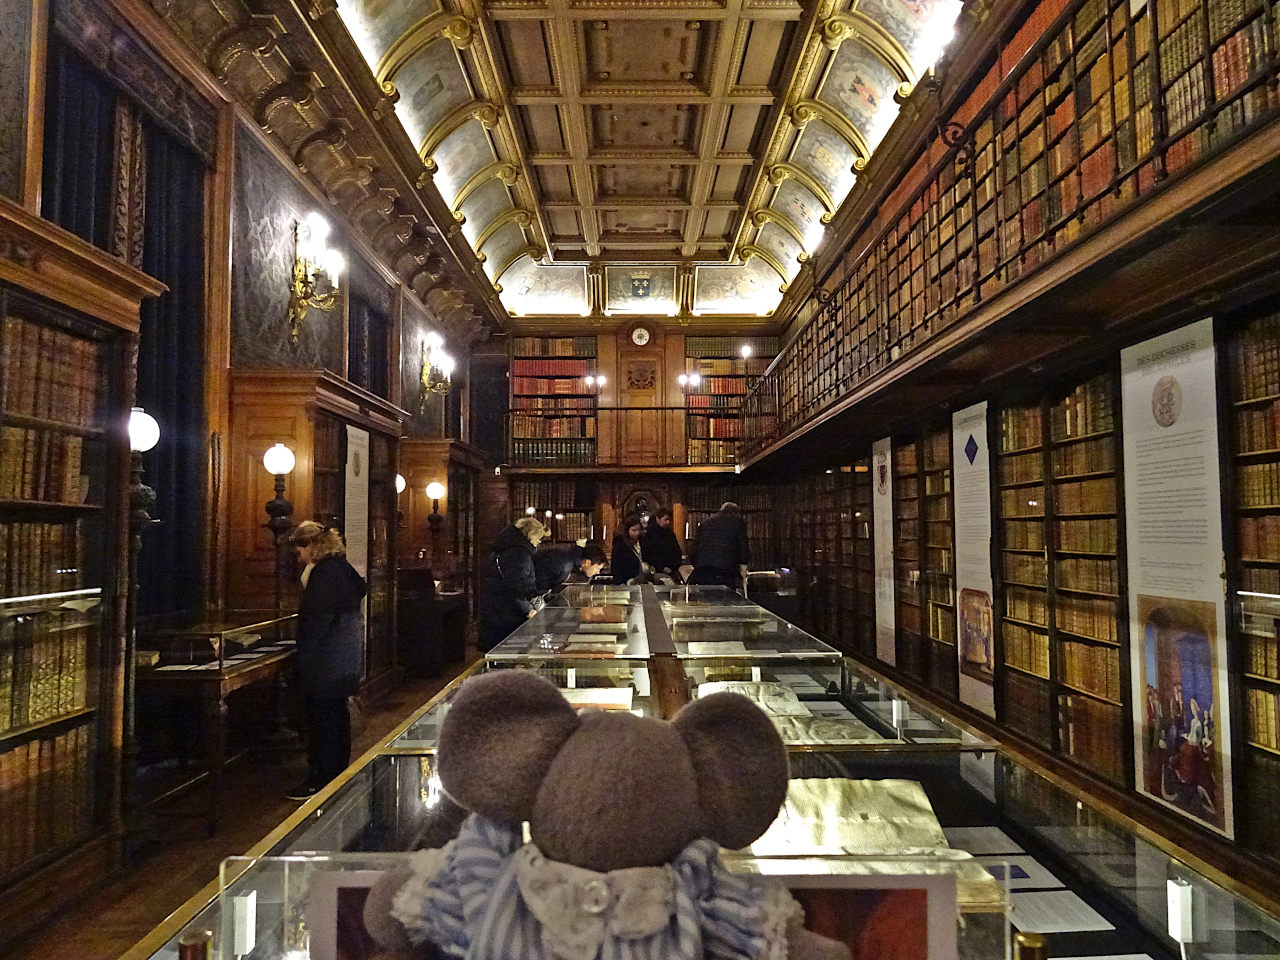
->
xmin=344 ymin=425 xmax=370 ymax=578
xmin=953 ymin=402 xmax=995 ymax=716
xmin=1121 ymin=318 xmax=1231 ymax=836
xmin=873 ymin=437 xmax=896 ymax=665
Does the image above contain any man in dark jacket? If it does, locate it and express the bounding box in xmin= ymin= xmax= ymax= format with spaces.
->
xmin=640 ymin=506 xmax=684 ymax=582
xmin=534 ymin=541 xmax=607 ymax=594
xmin=287 ymin=520 xmax=367 ymax=800
xmin=687 ymin=501 xmax=751 ymax=590
xmin=477 ymin=517 xmax=547 ymax=652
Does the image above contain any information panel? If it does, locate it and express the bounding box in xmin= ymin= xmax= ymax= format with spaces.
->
xmin=873 ymin=437 xmax=896 ymax=665
xmin=344 ymin=425 xmax=370 ymax=579
xmin=1121 ymin=318 xmax=1232 ymax=837
xmin=952 ymin=402 xmax=995 ymax=717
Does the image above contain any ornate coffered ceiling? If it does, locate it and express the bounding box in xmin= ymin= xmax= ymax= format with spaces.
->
xmin=336 ymin=0 xmax=962 ymax=321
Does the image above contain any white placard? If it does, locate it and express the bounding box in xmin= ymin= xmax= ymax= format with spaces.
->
xmin=952 ymin=402 xmax=996 ymax=716
xmin=1121 ymin=318 xmax=1232 ymax=837
xmin=1010 ymin=890 xmax=1115 ymax=933
xmin=872 ymin=437 xmax=896 ymax=664
xmin=344 ymin=425 xmax=370 ymax=578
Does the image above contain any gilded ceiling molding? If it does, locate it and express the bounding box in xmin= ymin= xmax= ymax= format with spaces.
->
xmin=373 ymin=213 xmax=421 ymax=254
xmin=376 ymin=12 xmax=468 ymax=83
xmin=253 ymin=71 xmax=321 ymax=133
xmin=450 ymin=161 xmax=520 ymax=214
xmin=325 ymin=162 xmax=376 ymax=201
xmin=353 ymin=187 xmax=401 ymax=228
xmin=207 ymin=15 xmax=283 ymax=80
xmin=406 ymin=251 xmax=447 ymax=289
xmin=767 ymin=163 xmax=836 ymax=222
xmin=475 ymin=208 xmax=533 ymax=253
xmin=751 ymin=209 xmax=808 ymax=254
xmin=493 ymin=244 xmax=545 ymax=283
xmin=419 ymin=100 xmax=502 ymax=163
xmin=838 ymin=13 xmax=914 ymax=83
xmin=739 ymin=244 xmax=790 ymax=290
xmin=789 ymin=99 xmax=871 ymax=161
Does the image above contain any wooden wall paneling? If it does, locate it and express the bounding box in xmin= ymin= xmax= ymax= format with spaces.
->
xmin=596 ymin=332 xmax=618 ymax=464
xmin=663 ymin=331 xmax=685 ymax=464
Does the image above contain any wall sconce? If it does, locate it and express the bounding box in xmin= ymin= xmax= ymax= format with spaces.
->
xmin=584 ymin=373 xmax=606 ymax=390
xmin=426 ymin=479 xmax=446 ymax=533
xmin=287 ymin=212 xmax=344 ymax=346
xmin=262 ymin=443 xmax=296 ymax=615
xmin=677 ymin=372 xmax=702 ymax=389
xmin=420 ymin=332 xmax=455 ymax=411
xmin=395 ymin=473 xmax=406 ymax=528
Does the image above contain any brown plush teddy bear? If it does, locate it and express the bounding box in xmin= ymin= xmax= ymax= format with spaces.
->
xmin=363 ymin=669 xmax=850 ymax=960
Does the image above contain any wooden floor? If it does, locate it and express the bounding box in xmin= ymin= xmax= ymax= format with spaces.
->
xmin=3 ymin=659 xmax=474 ymax=960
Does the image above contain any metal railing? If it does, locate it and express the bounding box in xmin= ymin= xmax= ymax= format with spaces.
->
xmin=506 ymin=406 xmax=741 ymax=468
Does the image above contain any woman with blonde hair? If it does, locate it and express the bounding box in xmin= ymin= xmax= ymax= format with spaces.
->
xmin=285 ymin=520 xmax=367 ymax=800
xmin=477 ymin=516 xmax=548 ymax=652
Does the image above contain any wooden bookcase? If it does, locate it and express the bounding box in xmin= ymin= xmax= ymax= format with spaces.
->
xmin=851 ymin=458 xmax=876 ymax=657
xmin=226 ymin=371 xmax=407 ymax=697
xmin=683 ymin=337 xmax=774 ymax=466
xmin=510 ymin=478 xmax=598 ymax=545
xmin=1227 ymin=308 xmax=1280 ymax=857
xmin=921 ymin=425 xmax=959 ymax=697
xmin=995 ymin=373 xmax=1129 ymax=785
xmin=0 ymin=200 xmax=164 ymax=935
xmin=508 ymin=336 xmax=597 ymax=466
xmin=684 ymin=484 xmax=775 ymax=570
xmin=893 ymin=440 xmax=925 ymax=678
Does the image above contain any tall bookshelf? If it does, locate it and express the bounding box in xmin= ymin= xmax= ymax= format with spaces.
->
xmin=0 ymin=299 xmax=118 ymax=894
xmin=997 ymin=397 xmax=1054 ymax=748
xmin=893 ymin=441 xmax=924 ymax=678
xmin=509 ymin=336 xmax=597 ymax=466
xmin=835 ymin=465 xmax=858 ymax=653
xmin=684 ymin=337 xmax=774 ymax=466
xmin=1048 ymin=373 xmax=1126 ymax=786
xmin=510 ymin=478 xmax=598 ymax=544
xmin=922 ymin=425 xmax=958 ymax=697
xmin=996 ymin=374 xmax=1128 ymax=785
xmin=366 ymin=432 xmax=397 ymax=683
xmin=1228 ymin=309 xmax=1280 ymax=857
xmin=685 ymin=484 xmax=775 ymax=570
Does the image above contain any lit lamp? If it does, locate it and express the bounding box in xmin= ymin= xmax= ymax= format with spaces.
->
xmin=395 ymin=474 xmax=407 ymax=529
xmin=426 ymin=480 xmax=446 ymax=534
xmin=124 ymin=407 xmax=160 ymax=854
xmin=287 ymin=211 xmax=344 ymax=346
xmin=584 ymin=374 xmax=606 ymax=391
xmin=677 ymin=372 xmax=702 ymax=389
xmin=420 ymin=333 xmax=455 ymax=411
xmin=262 ymin=443 xmax=296 ymax=616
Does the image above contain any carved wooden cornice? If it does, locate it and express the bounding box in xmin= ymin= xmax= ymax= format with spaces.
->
xmin=147 ymin=0 xmax=502 ymax=348
xmin=0 ymin=196 xmax=167 ymax=333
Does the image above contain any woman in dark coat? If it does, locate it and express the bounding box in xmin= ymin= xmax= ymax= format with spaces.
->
xmin=477 ymin=517 xmax=548 ymax=652
xmin=287 ymin=520 xmax=367 ymax=800
xmin=610 ymin=514 xmax=647 ymax=585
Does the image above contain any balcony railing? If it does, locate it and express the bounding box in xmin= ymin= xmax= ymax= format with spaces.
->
xmin=742 ymin=0 xmax=1280 ymax=459
xmin=506 ymin=406 xmax=741 ymax=468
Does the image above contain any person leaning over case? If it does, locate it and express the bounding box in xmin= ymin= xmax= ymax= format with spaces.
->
xmin=534 ymin=540 xmax=607 ymax=594
xmin=477 ymin=516 xmax=548 ymax=652
xmin=687 ymin=501 xmax=751 ymax=591
xmin=286 ymin=520 xmax=367 ymax=801
xmin=610 ymin=514 xmax=648 ymax=585
xmin=641 ymin=506 xmax=684 ymax=583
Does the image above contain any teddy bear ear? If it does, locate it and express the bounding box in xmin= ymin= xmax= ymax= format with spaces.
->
xmin=672 ymin=692 xmax=789 ymax=849
xmin=438 ymin=670 xmax=580 ymax=822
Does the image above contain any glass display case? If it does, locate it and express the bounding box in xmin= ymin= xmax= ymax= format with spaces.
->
xmin=484 ymin=601 xmax=651 ymax=660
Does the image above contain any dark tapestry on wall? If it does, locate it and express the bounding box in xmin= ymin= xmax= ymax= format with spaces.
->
xmin=137 ymin=123 xmax=207 ymax=615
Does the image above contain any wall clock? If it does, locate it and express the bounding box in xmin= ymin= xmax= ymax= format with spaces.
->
xmin=630 ymin=325 xmax=652 ymax=346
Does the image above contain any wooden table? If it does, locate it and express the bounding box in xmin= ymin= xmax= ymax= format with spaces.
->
xmin=137 ymin=612 xmax=297 ymax=833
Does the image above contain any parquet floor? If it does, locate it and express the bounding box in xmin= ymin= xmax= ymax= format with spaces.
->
xmin=3 ymin=659 xmax=474 ymax=960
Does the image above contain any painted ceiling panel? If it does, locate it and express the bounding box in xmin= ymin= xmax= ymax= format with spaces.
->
xmin=754 ymin=222 xmax=804 ymax=281
xmin=504 ymin=260 xmax=589 ymax=315
xmin=597 ymin=164 xmax=689 ymax=199
xmin=520 ymin=105 xmax=567 ymax=154
xmin=791 ymin=121 xmax=857 ymax=207
xmin=582 ymin=19 xmax=714 ymax=86
xmin=535 ymin=165 xmax=575 ymax=202
xmin=600 ymin=207 xmax=684 ymax=238
xmin=546 ymin=208 xmax=581 ymax=239
xmin=695 ymin=258 xmax=784 ymax=315
xmin=770 ymin=178 xmax=826 ymax=252
xmin=432 ymin=120 xmax=496 ymax=205
xmin=703 ymin=209 xmax=733 ymax=240
xmin=481 ymin=222 xmax=528 ymax=281
xmin=856 ymin=0 xmax=935 ymax=62
xmin=737 ymin=20 xmax=792 ymax=87
xmin=393 ymin=40 xmax=472 ymax=153
xmin=605 ymin=265 xmax=678 ymax=315
xmin=817 ymin=40 xmax=901 ymax=152
xmin=709 ymin=166 xmax=747 ymax=202
xmin=459 ymin=179 xmax=515 ymax=247
xmin=340 ymin=0 xmax=441 ymax=71
xmin=721 ymin=104 xmax=765 ymax=153
xmin=496 ymin=20 xmax=554 ymax=86
xmin=590 ymin=104 xmax=697 ymax=151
